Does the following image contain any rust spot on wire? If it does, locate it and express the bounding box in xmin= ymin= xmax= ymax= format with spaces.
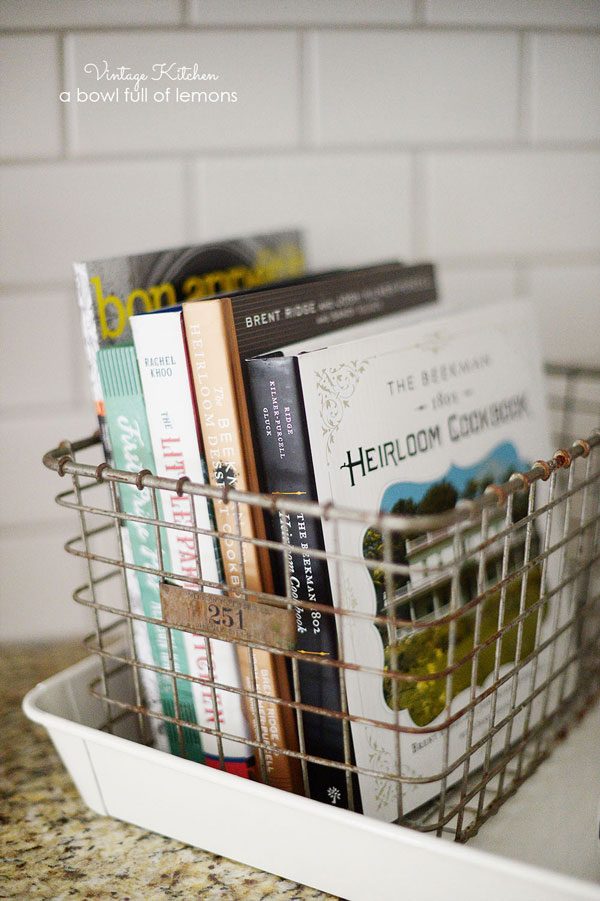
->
xmin=509 ymin=471 xmax=530 ymax=490
xmin=175 ymin=475 xmax=190 ymax=497
xmin=57 ymin=454 xmax=73 ymax=477
xmin=95 ymin=462 xmax=109 ymax=482
xmin=484 ymin=483 xmax=507 ymax=507
xmin=553 ymin=448 xmax=572 ymax=468
xmin=135 ymin=469 xmax=152 ymax=491
xmin=533 ymin=459 xmax=552 ymax=481
xmin=574 ymin=438 xmax=591 ymax=458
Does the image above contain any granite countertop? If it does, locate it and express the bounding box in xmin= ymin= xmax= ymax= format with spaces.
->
xmin=0 ymin=643 xmax=336 ymax=900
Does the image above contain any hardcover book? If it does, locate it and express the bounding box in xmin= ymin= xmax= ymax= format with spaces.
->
xmin=283 ymin=299 xmax=561 ymax=821
xmin=183 ymin=262 xmax=438 ymax=807
xmin=74 ymin=230 xmax=305 ymax=459
xmin=130 ymin=309 xmax=253 ymax=776
xmin=97 ymin=345 xmax=203 ymax=762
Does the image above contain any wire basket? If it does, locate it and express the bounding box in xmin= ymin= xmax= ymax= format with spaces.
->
xmin=43 ymin=363 xmax=600 ymax=844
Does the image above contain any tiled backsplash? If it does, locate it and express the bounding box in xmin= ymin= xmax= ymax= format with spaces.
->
xmin=1 ymin=0 xmax=599 ymax=640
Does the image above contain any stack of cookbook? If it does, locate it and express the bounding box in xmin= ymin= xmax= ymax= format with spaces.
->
xmin=76 ymin=229 xmax=560 ymax=823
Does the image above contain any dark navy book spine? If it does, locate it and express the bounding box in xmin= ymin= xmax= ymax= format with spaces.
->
xmin=246 ymin=354 xmax=360 ymax=811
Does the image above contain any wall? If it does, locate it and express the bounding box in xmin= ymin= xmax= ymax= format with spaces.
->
xmin=1 ymin=0 xmax=599 ymax=641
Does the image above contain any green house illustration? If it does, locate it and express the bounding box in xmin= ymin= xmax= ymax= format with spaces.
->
xmin=383 ymin=511 xmax=508 ymax=638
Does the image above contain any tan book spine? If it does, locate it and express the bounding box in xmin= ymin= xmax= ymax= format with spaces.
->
xmin=183 ymin=298 xmax=300 ymax=793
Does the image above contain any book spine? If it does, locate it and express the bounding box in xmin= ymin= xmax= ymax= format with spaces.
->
xmin=130 ymin=311 xmax=253 ymax=773
xmin=97 ymin=345 xmax=202 ymax=761
xmin=246 ymin=355 xmax=359 ymax=810
xmin=74 ymin=262 xmax=113 ymax=462
xmin=122 ymin=530 xmax=171 ymax=755
xmin=183 ymin=299 xmax=301 ymax=793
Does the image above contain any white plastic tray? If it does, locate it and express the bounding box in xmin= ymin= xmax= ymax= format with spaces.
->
xmin=23 ymin=653 xmax=600 ymax=901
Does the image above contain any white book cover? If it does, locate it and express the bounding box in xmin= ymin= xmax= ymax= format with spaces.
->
xmin=131 ymin=308 xmax=251 ymax=763
xmin=294 ymin=299 xmax=570 ymax=821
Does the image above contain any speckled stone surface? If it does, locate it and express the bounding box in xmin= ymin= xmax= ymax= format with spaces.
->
xmin=0 ymin=643 xmax=337 ymax=900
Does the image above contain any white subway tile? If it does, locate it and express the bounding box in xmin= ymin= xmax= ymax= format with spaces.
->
xmin=187 ymin=0 xmax=414 ymax=25
xmin=65 ymin=31 xmax=299 ymax=155
xmin=0 ymin=528 xmax=91 ymax=642
xmin=199 ymin=154 xmax=413 ymax=268
xmin=0 ymin=408 xmax=97 ymax=528
xmin=0 ymin=0 xmax=182 ymax=29
xmin=311 ymin=31 xmax=518 ymax=146
xmin=531 ymin=35 xmax=600 ymax=142
xmin=437 ymin=266 xmax=516 ymax=308
xmin=424 ymin=0 xmax=600 ymax=27
xmin=529 ymin=264 xmax=600 ymax=366
xmin=425 ymin=151 xmax=600 ymax=258
xmin=0 ymin=289 xmax=78 ymax=412
xmin=0 ymin=36 xmax=60 ymax=159
xmin=546 ymin=365 xmax=600 ymax=444
xmin=0 ymin=160 xmax=186 ymax=284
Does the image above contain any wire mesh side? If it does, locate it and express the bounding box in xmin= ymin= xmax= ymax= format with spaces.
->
xmin=44 ymin=369 xmax=600 ymax=843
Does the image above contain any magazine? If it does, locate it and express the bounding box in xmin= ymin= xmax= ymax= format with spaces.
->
xmin=74 ymin=230 xmax=306 ymax=458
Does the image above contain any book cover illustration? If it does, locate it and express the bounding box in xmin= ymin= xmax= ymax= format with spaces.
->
xmin=74 ymin=229 xmax=305 ymax=457
xmin=295 ymin=299 xmax=566 ymax=821
xmin=366 ymin=441 xmax=534 ymax=727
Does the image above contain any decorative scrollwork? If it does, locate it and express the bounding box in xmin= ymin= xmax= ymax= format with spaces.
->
xmin=316 ymin=360 xmax=369 ymax=460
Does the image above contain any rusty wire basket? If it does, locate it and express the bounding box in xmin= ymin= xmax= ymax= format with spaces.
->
xmin=43 ymin=363 xmax=600 ymax=844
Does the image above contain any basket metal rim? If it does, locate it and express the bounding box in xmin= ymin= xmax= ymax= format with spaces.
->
xmin=43 ymin=429 xmax=600 ymax=534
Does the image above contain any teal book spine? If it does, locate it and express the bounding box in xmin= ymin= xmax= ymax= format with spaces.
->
xmin=98 ymin=345 xmax=203 ymax=762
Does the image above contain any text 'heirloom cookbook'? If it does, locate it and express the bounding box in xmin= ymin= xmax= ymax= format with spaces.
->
xmin=271 ymin=299 xmax=564 ymax=821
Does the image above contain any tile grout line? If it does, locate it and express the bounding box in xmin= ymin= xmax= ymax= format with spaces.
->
xmin=3 ymin=143 xmax=600 ymax=168
xmin=301 ymin=30 xmax=320 ymax=148
xmin=517 ymin=30 xmax=534 ymax=143
xmin=4 ymin=255 xmax=600 ymax=302
xmin=56 ymin=32 xmax=69 ymax=160
xmin=297 ymin=30 xmax=308 ymax=149
xmin=197 ymin=158 xmax=209 ymax=242
xmin=66 ymin=280 xmax=87 ymax=407
xmin=180 ymin=0 xmax=189 ymax=27
xmin=414 ymin=0 xmax=427 ymax=26
xmin=410 ymin=151 xmax=427 ymax=259
xmin=182 ymin=158 xmax=197 ymax=242
xmin=514 ymin=261 xmax=531 ymax=297
xmin=1 ymin=24 xmax=600 ymax=36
